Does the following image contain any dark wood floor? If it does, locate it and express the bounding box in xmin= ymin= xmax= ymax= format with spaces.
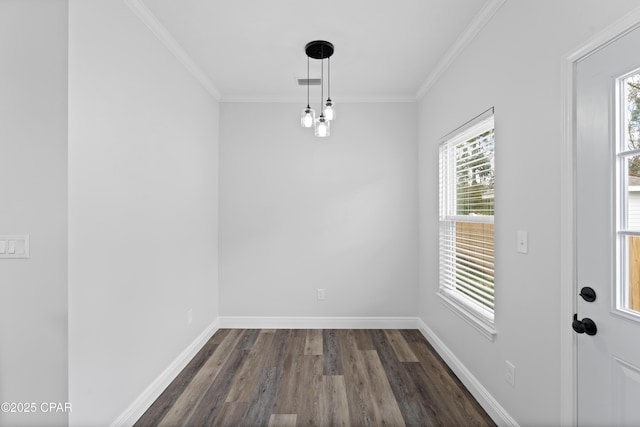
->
xmin=135 ymin=329 xmax=495 ymax=426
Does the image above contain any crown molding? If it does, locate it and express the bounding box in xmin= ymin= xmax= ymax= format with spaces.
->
xmin=415 ymin=0 xmax=507 ymax=99
xmin=123 ymin=0 xmax=505 ymax=104
xmin=220 ymin=96 xmax=418 ymax=104
xmin=122 ymin=0 xmax=222 ymax=100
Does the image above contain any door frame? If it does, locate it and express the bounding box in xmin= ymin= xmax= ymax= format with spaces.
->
xmin=561 ymin=7 xmax=640 ymax=426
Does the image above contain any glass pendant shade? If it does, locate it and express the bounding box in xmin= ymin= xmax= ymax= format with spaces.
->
xmin=315 ymin=115 xmax=330 ymax=137
xmin=301 ymin=107 xmax=315 ymax=128
xmin=324 ymin=99 xmax=335 ymax=121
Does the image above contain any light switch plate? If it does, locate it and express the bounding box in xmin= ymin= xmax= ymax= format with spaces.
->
xmin=517 ymin=230 xmax=528 ymax=254
xmin=0 ymin=235 xmax=29 ymax=258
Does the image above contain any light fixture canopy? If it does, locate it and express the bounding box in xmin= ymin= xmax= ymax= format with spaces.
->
xmin=301 ymin=40 xmax=335 ymax=137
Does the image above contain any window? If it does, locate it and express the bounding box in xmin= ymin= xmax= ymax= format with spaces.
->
xmin=439 ymin=109 xmax=495 ymax=338
xmin=618 ymin=70 xmax=640 ymax=318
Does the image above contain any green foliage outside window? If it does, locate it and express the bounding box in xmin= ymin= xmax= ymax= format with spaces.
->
xmin=456 ymin=129 xmax=495 ymax=216
xmin=626 ymin=74 xmax=640 ymax=176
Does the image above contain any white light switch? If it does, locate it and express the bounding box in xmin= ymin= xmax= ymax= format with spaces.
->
xmin=0 ymin=235 xmax=29 ymax=258
xmin=517 ymin=230 xmax=528 ymax=254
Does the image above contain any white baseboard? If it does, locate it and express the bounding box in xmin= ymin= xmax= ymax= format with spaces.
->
xmin=416 ymin=319 xmax=518 ymax=427
xmin=110 ymin=319 xmax=220 ymax=427
xmin=219 ymin=316 xmax=419 ymax=329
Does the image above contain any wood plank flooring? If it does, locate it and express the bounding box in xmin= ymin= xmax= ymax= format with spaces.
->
xmin=135 ymin=329 xmax=495 ymax=427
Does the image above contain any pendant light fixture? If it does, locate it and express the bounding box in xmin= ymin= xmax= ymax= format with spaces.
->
xmin=324 ymin=56 xmax=335 ymax=121
xmin=314 ymin=45 xmax=329 ymax=138
xmin=302 ymin=40 xmax=335 ymax=138
xmin=300 ymin=55 xmax=315 ymax=128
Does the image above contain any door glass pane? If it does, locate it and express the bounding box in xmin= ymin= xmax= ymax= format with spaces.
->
xmin=625 ymin=73 xmax=640 ymax=152
xmin=626 ymin=236 xmax=640 ymax=313
xmin=621 ymin=72 xmax=640 ymax=315
xmin=625 ymin=156 xmax=640 ymax=230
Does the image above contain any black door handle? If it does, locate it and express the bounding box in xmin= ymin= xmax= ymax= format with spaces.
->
xmin=572 ymin=313 xmax=597 ymax=336
xmin=579 ymin=286 xmax=596 ymax=302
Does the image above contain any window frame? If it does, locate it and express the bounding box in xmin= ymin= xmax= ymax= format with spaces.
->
xmin=616 ymin=68 xmax=640 ymax=320
xmin=438 ymin=108 xmax=497 ymax=340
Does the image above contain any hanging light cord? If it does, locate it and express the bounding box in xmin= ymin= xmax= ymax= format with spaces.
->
xmin=306 ymin=55 xmax=310 ymax=109
xmin=320 ymin=46 xmax=324 ymax=116
xmin=327 ymin=56 xmax=331 ymax=101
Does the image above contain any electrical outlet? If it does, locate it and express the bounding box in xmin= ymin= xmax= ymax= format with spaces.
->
xmin=505 ymin=360 xmax=516 ymax=387
xmin=187 ymin=309 xmax=193 ymax=325
xmin=317 ymin=288 xmax=325 ymax=301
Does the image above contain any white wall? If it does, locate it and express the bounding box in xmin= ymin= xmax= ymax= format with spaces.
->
xmin=68 ymin=1 xmax=219 ymax=425
xmin=0 ymin=1 xmax=69 ymax=426
xmin=418 ymin=1 xmax=640 ymax=425
xmin=220 ymin=102 xmax=418 ymax=319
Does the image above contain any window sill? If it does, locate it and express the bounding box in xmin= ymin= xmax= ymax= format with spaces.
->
xmin=437 ymin=289 xmax=496 ymax=342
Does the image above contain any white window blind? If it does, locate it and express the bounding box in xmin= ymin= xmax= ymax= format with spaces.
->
xmin=439 ymin=111 xmax=495 ymax=324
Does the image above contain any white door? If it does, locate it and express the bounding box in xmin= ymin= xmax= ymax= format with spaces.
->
xmin=577 ymin=26 xmax=640 ymax=426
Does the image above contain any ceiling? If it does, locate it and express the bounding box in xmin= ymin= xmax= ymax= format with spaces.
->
xmin=140 ymin=0 xmax=493 ymax=102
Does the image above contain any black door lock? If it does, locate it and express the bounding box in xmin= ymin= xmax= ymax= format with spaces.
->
xmin=579 ymin=286 xmax=597 ymax=302
xmin=572 ymin=313 xmax=597 ymax=336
